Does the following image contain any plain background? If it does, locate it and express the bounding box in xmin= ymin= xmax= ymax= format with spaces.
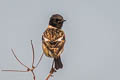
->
xmin=0 ymin=0 xmax=120 ymax=80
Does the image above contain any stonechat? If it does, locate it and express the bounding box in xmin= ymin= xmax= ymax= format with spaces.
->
xmin=42 ymin=14 xmax=66 ymax=70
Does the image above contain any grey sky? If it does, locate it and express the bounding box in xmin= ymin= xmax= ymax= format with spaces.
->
xmin=0 ymin=0 xmax=120 ymax=80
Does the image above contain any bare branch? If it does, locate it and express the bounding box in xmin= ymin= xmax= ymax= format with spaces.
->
xmin=35 ymin=53 xmax=44 ymax=68
xmin=2 ymin=70 xmax=28 ymax=72
xmin=31 ymin=40 xmax=35 ymax=67
xmin=31 ymin=71 xmax=36 ymax=80
xmin=2 ymin=41 xmax=45 ymax=80
xmin=45 ymin=68 xmax=56 ymax=80
xmin=11 ymin=49 xmax=29 ymax=69
xmin=45 ymin=60 xmax=56 ymax=80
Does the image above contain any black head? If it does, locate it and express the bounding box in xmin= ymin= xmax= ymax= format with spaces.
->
xmin=49 ymin=14 xmax=66 ymax=29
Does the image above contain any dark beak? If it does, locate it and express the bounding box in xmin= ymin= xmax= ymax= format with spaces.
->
xmin=63 ymin=20 xmax=66 ymax=22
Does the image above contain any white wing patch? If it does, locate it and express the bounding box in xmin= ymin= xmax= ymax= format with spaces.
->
xmin=57 ymin=36 xmax=63 ymax=41
xmin=43 ymin=36 xmax=50 ymax=41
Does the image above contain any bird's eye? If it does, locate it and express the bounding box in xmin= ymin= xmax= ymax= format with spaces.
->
xmin=56 ymin=19 xmax=59 ymax=22
xmin=56 ymin=19 xmax=62 ymax=24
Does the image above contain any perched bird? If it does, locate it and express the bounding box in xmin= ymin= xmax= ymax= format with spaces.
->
xmin=42 ymin=14 xmax=66 ymax=70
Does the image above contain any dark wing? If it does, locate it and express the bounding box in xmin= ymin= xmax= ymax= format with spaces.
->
xmin=54 ymin=34 xmax=65 ymax=56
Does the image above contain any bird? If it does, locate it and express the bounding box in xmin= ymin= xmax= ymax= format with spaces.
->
xmin=42 ymin=14 xmax=66 ymax=70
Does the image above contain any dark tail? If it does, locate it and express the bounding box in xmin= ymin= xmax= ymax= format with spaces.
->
xmin=54 ymin=56 xmax=63 ymax=70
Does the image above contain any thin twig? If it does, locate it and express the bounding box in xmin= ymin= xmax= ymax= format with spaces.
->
xmin=11 ymin=49 xmax=29 ymax=69
xmin=2 ymin=70 xmax=28 ymax=72
xmin=2 ymin=41 xmax=44 ymax=80
xmin=45 ymin=67 xmax=56 ymax=80
xmin=45 ymin=60 xmax=56 ymax=80
xmin=35 ymin=53 xmax=44 ymax=68
xmin=31 ymin=71 xmax=36 ymax=80
xmin=31 ymin=40 xmax=35 ymax=67
xmin=46 ymin=73 xmax=52 ymax=80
